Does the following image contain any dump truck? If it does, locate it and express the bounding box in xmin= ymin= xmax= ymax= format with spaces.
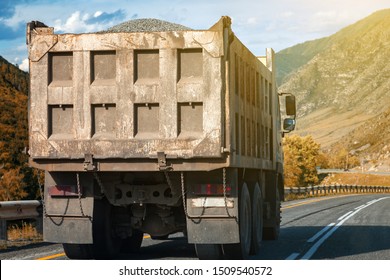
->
xmin=26 ymin=16 xmax=296 ymax=259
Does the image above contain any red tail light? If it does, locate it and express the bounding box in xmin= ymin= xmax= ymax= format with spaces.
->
xmin=193 ymin=184 xmax=231 ymax=196
xmin=48 ymin=185 xmax=80 ymax=197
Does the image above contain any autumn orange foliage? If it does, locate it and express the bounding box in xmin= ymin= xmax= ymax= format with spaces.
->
xmin=0 ymin=56 xmax=40 ymax=201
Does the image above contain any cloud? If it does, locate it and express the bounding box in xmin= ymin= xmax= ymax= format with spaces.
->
xmin=280 ymin=11 xmax=294 ymax=18
xmin=86 ymin=9 xmax=126 ymax=24
xmin=54 ymin=9 xmax=127 ymax=33
xmin=0 ymin=20 xmax=25 ymax=40
xmin=0 ymin=0 xmax=17 ymax=19
xmin=307 ymin=11 xmax=351 ymax=33
xmin=0 ymin=0 xmax=38 ymax=19
xmin=18 ymin=58 xmax=29 ymax=72
xmin=0 ymin=0 xmax=56 ymax=19
xmin=246 ymin=17 xmax=258 ymax=25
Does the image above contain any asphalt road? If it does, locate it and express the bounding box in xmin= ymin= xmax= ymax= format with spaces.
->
xmin=1 ymin=194 xmax=389 ymax=260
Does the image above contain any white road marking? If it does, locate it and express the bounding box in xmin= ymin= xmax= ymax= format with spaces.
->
xmin=285 ymin=252 xmax=300 ymax=260
xmin=354 ymin=205 xmax=366 ymax=210
xmin=338 ymin=211 xmax=353 ymax=221
xmin=307 ymin=223 xmax=336 ymax=243
xmin=300 ymin=197 xmax=389 ymax=260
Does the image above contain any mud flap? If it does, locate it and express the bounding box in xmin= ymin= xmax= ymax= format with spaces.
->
xmin=44 ymin=216 xmax=93 ymax=243
xmin=187 ymin=218 xmax=239 ymax=244
xmin=186 ymin=196 xmax=240 ymax=244
xmin=43 ymin=171 xmax=94 ymax=244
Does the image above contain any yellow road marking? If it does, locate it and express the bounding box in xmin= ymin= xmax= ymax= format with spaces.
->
xmin=282 ymin=194 xmax=364 ymax=210
xmin=282 ymin=200 xmax=320 ymax=209
xmin=37 ymin=252 xmax=66 ymax=260
xmin=282 ymin=196 xmax=338 ymax=210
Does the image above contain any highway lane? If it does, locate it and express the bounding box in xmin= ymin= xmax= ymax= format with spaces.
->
xmin=259 ymin=194 xmax=390 ymax=260
xmin=1 ymin=194 xmax=389 ymax=260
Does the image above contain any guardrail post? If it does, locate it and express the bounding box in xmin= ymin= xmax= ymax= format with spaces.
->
xmin=0 ymin=220 xmax=7 ymax=247
xmin=36 ymin=218 xmax=43 ymax=235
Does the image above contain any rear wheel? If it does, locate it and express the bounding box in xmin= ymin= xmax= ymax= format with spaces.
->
xmin=63 ymin=243 xmax=93 ymax=259
xmin=263 ymin=188 xmax=281 ymax=240
xmin=151 ymin=234 xmax=169 ymax=240
xmin=250 ymin=183 xmax=263 ymax=255
xmin=195 ymin=244 xmax=223 ymax=260
xmin=92 ymin=199 xmax=122 ymax=259
xmin=223 ymin=183 xmax=252 ymax=259
xmin=121 ymin=229 xmax=144 ymax=253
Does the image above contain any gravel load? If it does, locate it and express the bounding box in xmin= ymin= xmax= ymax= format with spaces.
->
xmin=103 ymin=18 xmax=192 ymax=33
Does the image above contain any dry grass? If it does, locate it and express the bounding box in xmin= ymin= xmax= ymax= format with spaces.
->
xmin=284 ymin=173 xmax=390 ymax=201
xmin=284 ymin=192 xmax=341 ymax=202
xmin=321 ymin=173 xmax=390 ymax=186
xmin=7 ymin=222 xmax=42 ymax=241
xmin=296 ymin=108 xmax=375 ymax=148
xmin=0 ymin=221 xmax=43 ymax=249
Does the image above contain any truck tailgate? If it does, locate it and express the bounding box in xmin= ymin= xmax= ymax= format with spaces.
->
xmin=28 ymin=27 xmax=225 ymax=160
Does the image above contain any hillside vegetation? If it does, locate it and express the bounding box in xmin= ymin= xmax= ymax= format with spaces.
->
xmin=277 ymin=9 xmax=390 ymax=162
xmin=0 ymin=56 xmax=39 ymax=200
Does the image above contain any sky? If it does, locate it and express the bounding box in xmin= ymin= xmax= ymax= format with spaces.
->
xmin=0 ymin=0 xmax=389 ymax=72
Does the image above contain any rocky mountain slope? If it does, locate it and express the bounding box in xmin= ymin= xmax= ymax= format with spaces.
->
xmin=277 ymin=9 xmax=390 ymax=154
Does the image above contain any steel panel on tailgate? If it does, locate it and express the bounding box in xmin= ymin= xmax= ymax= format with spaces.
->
xmin=28 ymin=27 xmax=225 ymax=161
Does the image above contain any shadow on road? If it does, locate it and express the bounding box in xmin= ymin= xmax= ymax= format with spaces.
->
xmin=257 ymin=225 xmax=390 ymax=260
xmin=117 ymin=235 xmax=197 ymax=260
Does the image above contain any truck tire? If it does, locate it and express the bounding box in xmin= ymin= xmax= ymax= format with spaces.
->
xmin=92 ymin=198 xmax=121 ymax=259
xmin=250 ymin=183 xmax=263 ymax=255
xmin=263 ymin=188 xmax=281 ymax=240
xmin=223 ymin=183 xmax=252 ymax=259
xmin=195 ymin=244 xmax=223 ymax=260
xmin=63 ymin=243 xmax=93 ymax=259
xmin=151 ymin=234 xmax=169 ymax=240
xmin=121 ymin=230 xmax=144 ymax=253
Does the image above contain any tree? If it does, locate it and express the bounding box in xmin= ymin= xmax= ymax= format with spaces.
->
xmin=0 ymin=57 xmax=36 ymax=201
xmin=327 ymin=148 xmax=360 ymax=169
xmin=0 ymin=167 xmax=27 ymax=201
xmin=283 ymin=135 xmax=324 ymax=187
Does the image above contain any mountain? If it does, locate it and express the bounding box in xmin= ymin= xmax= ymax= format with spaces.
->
xmin=277 ymin=9 xmax=390 ymax=154
xmin=276 ymin=36 xmax=335 ymax=85
xmin=0 ymin=56 xmax=28 ymax=93
xmin=330 ymin=108 xmax=390 ymax=168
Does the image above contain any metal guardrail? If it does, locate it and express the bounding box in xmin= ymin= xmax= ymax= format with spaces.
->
xmin=0 ymin=186 xmax=389 ymax=244
xmin=285 ymin=185 xmax=390 ymax=196
xmin=0 ymin=200 xmax=42 ymax=244
xmin=317 ymin=169 xmax=390 ymax=176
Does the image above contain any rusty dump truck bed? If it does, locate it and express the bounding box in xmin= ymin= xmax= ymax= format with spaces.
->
xmin=27 ymin=17 xmax=279 ymax=172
